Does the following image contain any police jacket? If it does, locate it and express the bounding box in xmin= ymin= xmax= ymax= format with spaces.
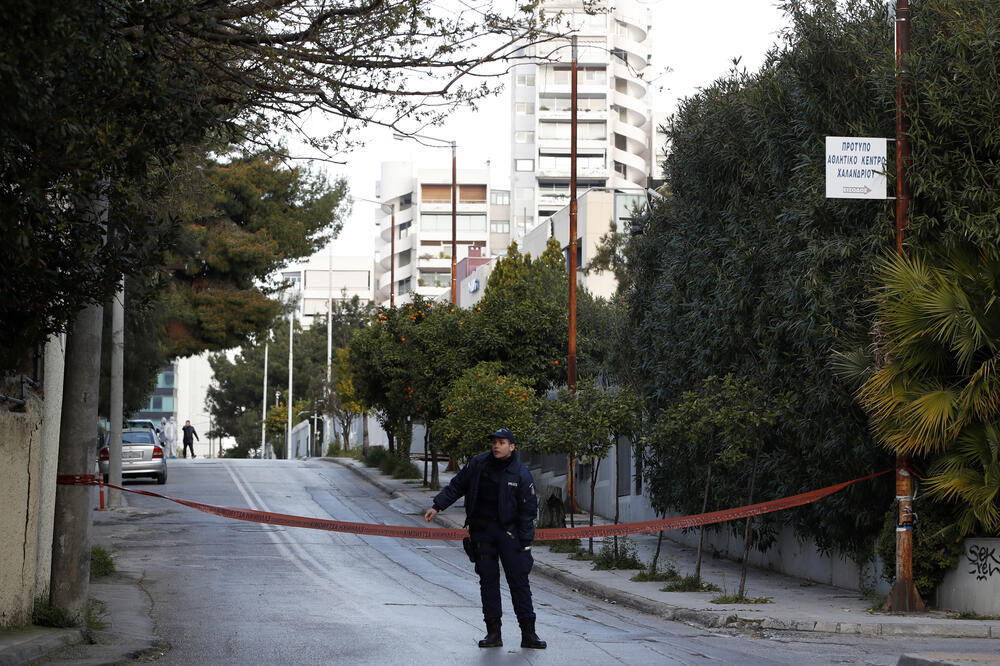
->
xmin=432 ymin=451 xmax=537 ymax=545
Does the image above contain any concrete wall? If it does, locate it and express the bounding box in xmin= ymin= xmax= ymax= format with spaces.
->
xmin=525 ymin=443 xmax=888 ymax=595
xmin=0 ymin=379 xmax=44 ymax=627
xmin=937 ymin=539 xmax=1000 ymax=615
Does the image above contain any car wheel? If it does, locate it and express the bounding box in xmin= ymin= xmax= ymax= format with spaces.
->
xmin=156 ymin=471 xmax=167 ymax=485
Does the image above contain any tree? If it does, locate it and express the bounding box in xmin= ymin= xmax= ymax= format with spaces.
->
xmin=473 ymin=239 xmax=569 ymax=392
xmin=160 ymin=148 xmax=348 ymax=358
xmin=620 ymin=0 xmax=899 ymax=559
xmin=328 ymin=347 xmax=366 ymax=450
xmin=838 ymin=245 xmax=1000 ymax=536
xmin=440 ymin=362 xmax=538 ymax=462
xmin=646 ymin=375 xmax=778 ymax=584
xmin=1 ymin=0 xmax=562 ymax=369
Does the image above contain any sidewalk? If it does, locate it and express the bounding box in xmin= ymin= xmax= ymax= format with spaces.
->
xmin=329 ymin=456 xmax=1000 ymax=643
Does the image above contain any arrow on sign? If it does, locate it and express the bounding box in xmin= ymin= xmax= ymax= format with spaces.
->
xmin=843 ymin=186 xmax=872 ymax=195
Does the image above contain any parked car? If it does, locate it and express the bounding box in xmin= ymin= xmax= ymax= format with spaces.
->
xmin=98 ymin=428 xmax=167 ymax=484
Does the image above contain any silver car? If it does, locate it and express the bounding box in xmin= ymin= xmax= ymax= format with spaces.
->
xmin=98 ymin=428 xmax=168 ymax=484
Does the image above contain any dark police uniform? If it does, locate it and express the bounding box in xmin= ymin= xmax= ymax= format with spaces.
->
xmin=431 ymin=435 xmax=545 ymax=648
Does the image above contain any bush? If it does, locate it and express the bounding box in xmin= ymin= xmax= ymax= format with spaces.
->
xmin=593 ymin=537 xmax=644 ymax=570
xmin=538 ymin=538 xmax=582 ymax=553
xmin=90 ymin=545 xmax=114 ymax=578
xmin=32 ymin=598 xmax=77 ymax=628
xmin=361 ymin=446 xmax=388 ymax=468
xmin=324 ymin=442 xmax=344 ymax=457
xmin=876 ymin=498 xmax=965 ymax=600
xmin=661 ymin=575 xmax=720 ymax=593
xmin=631 ymin=560 xmax=680 ymax=582
xmin=391 ymin=459 xmax=422 ymax=479
xmin=378 ymin=454 xmax=398 ymax=476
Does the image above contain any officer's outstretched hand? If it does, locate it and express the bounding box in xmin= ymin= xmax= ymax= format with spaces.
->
xmin=424 ymin=508 xmax=437 ymax=522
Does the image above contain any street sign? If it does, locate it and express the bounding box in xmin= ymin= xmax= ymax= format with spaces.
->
xmin=825 ymin=137 xmax=887 ymax=199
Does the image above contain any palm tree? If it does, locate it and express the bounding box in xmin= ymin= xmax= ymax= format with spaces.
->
xmin=836 ymin=243 xmax=1000 ymax=535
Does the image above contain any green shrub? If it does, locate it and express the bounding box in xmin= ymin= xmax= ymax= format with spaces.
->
xmin=593 ymin=537 xmax=644 ymax=570
xmin=711 ymin=593 xmax=771 ymax=604
xmin=378 ymin=454 xmax=398 ymax=476
xmin=876 ymin=498 xmax=965 ymax=599
xmin=631 ymin=560 xmax=680 ymax=582
xmin=661 ymin=575 xmax=720 ymax=593
xmin=362 ymin=447 xmax=388 ymax=467
xmin=324 ymin=442 xmax=344 ymax=457
xmin=32 ymin=598 xmax=77 ymax=628
xmin=391 ymin=459 xmax=422 ymax=479
xmin=90 ymin=545 xmax=114 ymax=578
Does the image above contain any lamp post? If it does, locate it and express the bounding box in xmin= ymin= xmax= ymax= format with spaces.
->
xmin=261 ymin=330 xmax=270 ymax=459
xmin=393 ymin=132 xmax=458 ymax=303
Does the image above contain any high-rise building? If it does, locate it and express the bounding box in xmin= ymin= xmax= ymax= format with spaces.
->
xmin=510 ymin=0 xmax=653 ymax=235
xmin=373 ymin=161 xmax=510 ymax=306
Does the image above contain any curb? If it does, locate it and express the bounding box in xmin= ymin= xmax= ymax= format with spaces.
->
xmin=324 ymin=456 xmax=1000 ymax=641
xmin=0 ymin=627 xmax=84 ymax=666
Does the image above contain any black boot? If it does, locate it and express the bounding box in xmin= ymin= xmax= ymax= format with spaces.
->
xmin=519 ymin=617 xmax=546 ymax=649
xmin=478 ymin=618 xmax=502 ymax=648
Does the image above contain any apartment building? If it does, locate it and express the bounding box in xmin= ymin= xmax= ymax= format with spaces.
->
xmin=510 ymin=0 xmax=653 ymax=235
xmin=373 ymin=161 xmax=511 ymax=306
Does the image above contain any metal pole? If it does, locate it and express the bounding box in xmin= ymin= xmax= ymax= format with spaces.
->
xmin=391 ymin=201 xmax=396 ymax=307
xmin=451 ymin=140 xmax=458 ymax=304
xmin=327 ymin=255 xmax=333 ymax=450
xmin=567 ymin=34 xmax=580 ymax=513
xmin=287 ymin=313 xmax=294 ymax=460
xmin=262 ymin=338 xmax=269 ymax=459
xmin=885 ymin=0 xmax=924 ymax=613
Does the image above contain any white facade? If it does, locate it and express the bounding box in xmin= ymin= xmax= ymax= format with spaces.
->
xmin=373 ymin=161 xmax=511 ymax=306
xmin=174 ymin=352 xmax=222 ymax=457
xmin=280 ymin=253 xmax=374 ymax=318
xmin=510 ymin=0 xmax=653 ymax=236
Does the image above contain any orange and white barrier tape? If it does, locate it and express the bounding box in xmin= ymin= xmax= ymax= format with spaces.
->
xmin=57 ymin=469 xmax=893 ymax=541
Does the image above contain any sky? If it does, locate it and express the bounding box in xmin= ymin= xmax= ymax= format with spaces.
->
xmin=309 ymin=1 xmax=792 ymax=260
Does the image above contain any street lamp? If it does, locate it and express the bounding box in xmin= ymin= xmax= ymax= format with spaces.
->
xmin=351 ymin=196 xmax=396 ymax=306
xmin=393 ymin=132 xmax=458 ymax=303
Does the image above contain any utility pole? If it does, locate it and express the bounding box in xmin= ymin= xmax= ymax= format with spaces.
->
xmin=566 ymin=34 xmax=580 ymax=514
xmin=451 ymin=140 xmax=458 ymax=304
xmin=885 ymin=0 xmax=924 ymax=613
xmin=287 ymin=313 xmax=294 ymax=460
xmin=261 ymin=335 xmax=269 ymax=459
xmin=50 ymin=186 xmax=107 ymax=619
xmin=108 ymin=278 xmax=124 ymax=508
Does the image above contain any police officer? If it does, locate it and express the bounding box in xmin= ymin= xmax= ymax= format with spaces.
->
xmin=423 ymin=428 xmax=546 ymax=649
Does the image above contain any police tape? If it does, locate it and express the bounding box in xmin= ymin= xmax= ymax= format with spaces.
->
xmin=58 ymin=468 xmax=893 ymax=541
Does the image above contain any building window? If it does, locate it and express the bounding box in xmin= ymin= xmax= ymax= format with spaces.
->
xmin=398 ymin=220 xmax=411 ymax=239
xmin=398 ymin=249 xmax=412 ymax=267
xmin=491 ymin=190 xmax=510 ymax=205
xmin=148 ymin=395 xmax=175 ymax=412
xmin=614 ymin=161 xmax=627 ymax=177
xmin=611 ymin=48 xmax=628 ymax=65
xmin=515 ymin=102 xmax=535 ymax=115
xmin=515 ymin=159 xmax=534 ymax=172
xmin=420 ymin=214 xmax=487 ymax=232
xmin=398 ymin=277 xmax=411 ymax=294
xmin=539 ymin=153 xmax=605 ymax=171
xmin=491 ymin=220 xmax=510 ymax=234
xmin=516 ymin=73 xmax=536 ymax=87
xmin=157 ymin=372 xmax=174 ymax=389
xmin=540 ymin=121 xmax=606 ymax=141
xmin=514 ymin=131 xmax=534 ymax=144
xmin=582 ymin=67 xmax=607 ymax=84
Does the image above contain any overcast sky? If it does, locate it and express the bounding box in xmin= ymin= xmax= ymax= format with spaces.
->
xmin=312 ymin=1 xmax=791 ymax=259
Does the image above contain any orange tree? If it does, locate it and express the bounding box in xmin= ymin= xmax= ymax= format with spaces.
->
xmin=440 ymin=362 xmax=538 ymax=462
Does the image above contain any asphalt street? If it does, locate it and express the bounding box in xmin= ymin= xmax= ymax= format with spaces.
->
xmin=33 ymin=459 xmax=1000 ymax=664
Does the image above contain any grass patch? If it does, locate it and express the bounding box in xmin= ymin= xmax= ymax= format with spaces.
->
xmin=661 ymin=575 xmax=720 ymax=593
xmin=537 ymin=538 xmax=582 ymax=553
xmin=631 ymin=561 xmax=680 ymax=583
xmin=711 ymin=593 xmax=772 ymax=604
xmin=391 ymin=460 xmax=422 ymax=479
xmin=593 ymin=537 xmax=644 ymax=571
xmin=32 ymin=597 xmax=78 ymax=628
xmin=90 ymin=545 xmax=115 ymax=578
xmin=948 ymin=610 xmax=1000 ymax=620
xmin=324 ymin=442 xmax=345 ymax=457
xmin=569 ymin=550 xmax=595 ymax=561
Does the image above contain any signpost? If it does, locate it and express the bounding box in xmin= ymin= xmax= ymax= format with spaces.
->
xmin=825 ymin=136 xmax=888 ymax=200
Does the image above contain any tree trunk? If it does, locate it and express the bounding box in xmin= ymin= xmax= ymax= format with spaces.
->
xmin=568 ymin=446 xmax=576 ymax=528
xmin=50 ymin=302 xmax=104 ymax=620
xmin=649 ymin=530 xmax=664 ymax=576
xmin=738 ymin=440 xmax=762 ymax=598
xmin=588 ymin=460 xmax=600 ymax=555
xmin=362 ymin=412 xmax=370 ymax=455
xmin=107 ymin=278 xmax=124 ymax=508
xmin=694 ymin=460 xmax=713 ymax=582
xmin=422 ymin=425 xmax=429 ymax=486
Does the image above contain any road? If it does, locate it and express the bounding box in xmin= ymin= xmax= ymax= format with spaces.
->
xmin=51 ymin=459 xmax=997 ymax=664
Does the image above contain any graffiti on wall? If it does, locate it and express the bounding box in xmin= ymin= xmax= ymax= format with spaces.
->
xmin=966 ymin=544 xmax=1000 ymax=581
